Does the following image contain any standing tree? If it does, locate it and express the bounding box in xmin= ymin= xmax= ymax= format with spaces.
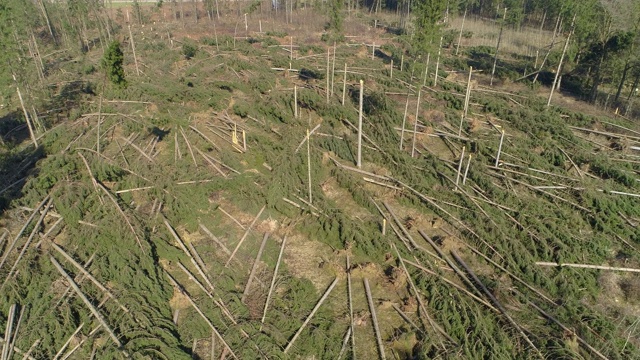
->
xmin=102 ymin=41 xmax=127 ymax=87
xmin=411 ymin=0 xmax=446 ymax=56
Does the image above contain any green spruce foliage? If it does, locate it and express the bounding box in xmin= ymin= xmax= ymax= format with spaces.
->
xmin=102 ymin=41 xmax=127 ymax=87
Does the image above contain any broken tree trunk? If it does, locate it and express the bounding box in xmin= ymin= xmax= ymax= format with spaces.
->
xmin=226 ymin=205 xmax=266 ymax=267
xmin=16 ymin=87 xmax=37 ymax=147
xmin=400 ymin=92 xmax=410 ymax=150
xmin=536 ymin=262 xmax=640 ymax=273
xmin=411 ymin=90 xmax=422 ymax=158
xmin=49 ymin=242 xmax=129 ymax=313
xmin=357 ymin=80 xmax=364 ymax=168
xmin=97 ymin=182 xmax=144 ymax=251
xmin=404 ymin=258 xmax=497 ymax=312
xmin=342 ymin=63 xmax=348 ymax=106
xmin=364 ymin=278 xmax=386 ymax=360
xmin=455 ymin=9 xmax=467 ymax=55
xmin=50 ymin=257 xmax=122 ymax=347
xmin=199 ymin=224 xmax=232 ymax=256
xmin=490 ymin=8 xmax=507 ymax=86
xmin=0 ymin=196 xmax=50 ymax=272
xmin=241 ymin=233 xmax=269 ymax=303
xmin=336 ymin=327 xmax=352 ymax=360
xmin=261 ymin=236 xmax=287 ymax=326
xmin=1 ymin=304 xmax=16 ymax=360
xmin=1 ymin=198 xmax=53 ymax=291
xmin=434 ymin=37 xmax=442 ymax=87
xmin=284 ymin=278 xmax=339 ymax=353
xmin=451 ymin=251 xmax=542 ymax=358
xmin=128 ymin=25 xmax=140 ymax=76
xmin=547 ymin=15 xmax=575 ymax=107
xmin=52 ymin=323 xmax=84 ymax=360
xmin=164 ymin=219 xmax=215 ymax=292
xmin=382 ymin=202 xmax=419 ymax=249
xmin=391 ymin=244 xmax=455 ymax=347
xmin=307 ymin=128 xmax=313 ymax=204
xmin=347 ymin=255 xmax=355 ymax=359
xmin=165 ymin=271 xmax=238 ymax=359
xmin=519 ymin=291 xmax=608 ymax=360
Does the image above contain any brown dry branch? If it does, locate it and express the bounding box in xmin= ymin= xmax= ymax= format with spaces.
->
xmin=225 ymin=205 xmax=266 ymax=267
xmin=284 ymin=278 xmax=339 ymax=354
xmin=50 ymin=257 xmax=122 ymax=348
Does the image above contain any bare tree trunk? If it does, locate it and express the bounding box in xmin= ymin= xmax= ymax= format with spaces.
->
xmin=357 ymin=80 xmax=364 ymax=168
xmin=37 ymin=0 xmax=56 ymax=44
xmin=455 ymin=8 xmax=467 ymax=56
xmin=548 ymin=15 xmax=575 ymax=107
xmin=128 ymin=25 xmax=140 ymax=76
xmin=16 ymin=87 xmax=37 ymax=147
xmin=284 ymin=278 xmax=339 ymax=353
xmin=490 ymin=8 xmax=507 ymax=86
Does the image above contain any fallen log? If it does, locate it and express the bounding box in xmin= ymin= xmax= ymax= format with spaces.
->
xmin=284 ymin=278 xmax=339 ymax=353
xmin=50 ymin=257 xmax=122 ymax=348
